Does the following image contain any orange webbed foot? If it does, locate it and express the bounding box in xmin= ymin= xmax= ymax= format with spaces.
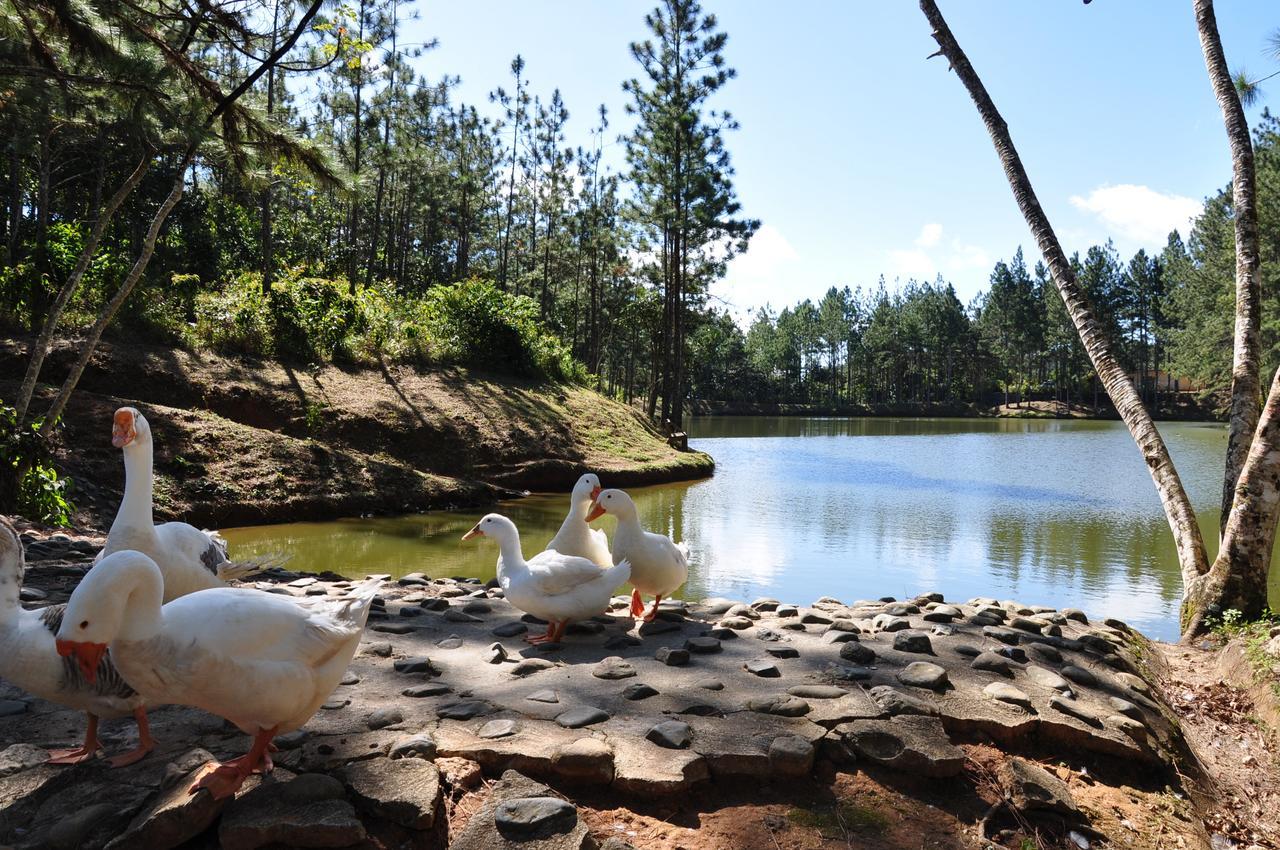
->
xmin=46 ymin=745 xmax=98 ymax=765
xmin=106 ymin=743 xmax=153 ymax=768
xmin=188 ymin=760 xmax=253 ymax=800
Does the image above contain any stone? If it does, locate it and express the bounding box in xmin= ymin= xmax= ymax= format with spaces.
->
xmin=1049 ymin=695 xmax=1102 ymax=725
xmin=755 ymin=627 xmax=783 ymax=642
xmin=479 ymin=719 xmax=520 ymax=739
xmin=971 ymin=651 xmax=1014 ymax=676
xmin=823 ymin=630 xmax=860 ymax=644
xmin=953 ymin=643 xmax=982 ymax=658
xmin=527 ymin=689 xmax=560 ymax=704
xmin=566 ymin=621 xmax=604 ymax=635
xmin=393 ymin=656 xmax=436 ymax=675
xmin=768 ymin=736 xmax=815 ymax=777
xmin=47 ymin=803 xmax=124 ymax=850
xmin=893 ymin=632 xmax=932 ymax=654
xmin=1079 ymin=634 xmax=1117 ymax=655
xmin=983 ymin=626 xmax=1022 ymax=645
xmin=485 ymin=642 xmax=509 ymax=664
xmin=998 ymin=646 xmax=1028 ymax=663
xmin=744 ymin=658 xmax=780 ymax=677
xmin=872 ymin=614 xmax=911 ymax=632
xmin=1025 ymin=665 xmax=1071 ymax=692
xmin=437 ymin=700 xmax=492 ymax=720
xmin=322 ymin=698 xmax=349 ymax=711
xmin=419 ymin=597 xmax=450 ymax=611
xmin=745 ymin=695 xmax=810 ymax=717
xmin=556 ymin=706 xmax=610 ymax=728
xmin=604 ymin=634 xmax=642 ymax=649
xmin=696 ymin=678 xmax=725 ymax=690
xmin=684 ymin=636 xmax=723 ymax=654
xmin=493 ymin=621 xmax=529 ymax=637
xmin=390 ymin=734 xmax=438 ymax=760
xmin=838 ymin=641 xmax=876 ymax=664
xmin=450 ymin=771 xmax=593 ymax=850
xmin=398 ymin=606 xmax=426 ymax=617
xmin=883 ymin=602 xmax=920 ymax=617
xmin=751 ymin=597 xmax=781 ymax=611
xmin=766 ymin=646 xmax=800 ymax=659
xmin=827 ymin=618 xmax=860 ymax=632
xmin=341 ymin=756 xmax=442 ymax=830
xmin=788 ymin=685 xmax=847 ymax=699
xmin=105 ymin=763 xmax=229 ymax=850
xmin=836 ymin=715 xmax=963 ymax=777
xmin=367 ymin=707 xmax=404 ymax=730
xmin=897 ymin=662 xmax=948 ymax=690
xmin=340 ymin=671 xmax=360 ymax=685
xmin=436 ymin=635 xmax=464 ymax=649
xmin=1062 ymin=608 xmax=1089 ymax=623
xmin=984 ymin=682 xmax=1033 ymax=710
xmin=623 ymin=683 xmax=659 ymax=701
xmin=1011 ymin=616 xmax=1049 ymax=633
xmin=512 ymin=657 xmax=556 ymax=676
xmin=551 ymin=737 xmax=614 ymax=783
xmin=1103 ymin=617 xmax=1130 ymax=632
xmin=1059 ymin=665 xmax=1100 ymax=686
xmin=647 ymin=720 xmax=693 ymax=749
xmin=593 ymin=656 xmax=637 ymax=679
xmin=655 ymin=647 xmax=690 ymax=666
xmin=930 ymin=624 xmax=956 ymax=637
xmin=637 ymin=619 xmax=681 ymax=636
xmin=495 ymin=797 xmax=578 ymax=839
xmin=218 ymin=774 xmax=364 ymax=850
xmin=0 ymin=699 xmax=26 ymax=718
xmin=0 ymin=742 xmax=48 ymax=777
xmin=463 ymin=599 xmax=492 ymax=614
xmin=362 ymin=641 xmax=393 ymax=657
xmin=869 ymin=685 xmax=938 ymax=717
xmin=800 ymin=611 xmax=832 ymax=625
xmin=1115 ymin=672 xmax=1152 ymax=697
xmin=718 ymin=616 xmax=754 ymax=630
xmin=1108 ymin=697 xmax=1143 ymax=720
xmin=1029 ymin=644 xmax=1063 ymax=664
xmin=403 ymin=683 xmax=451 ymax=698
xmin=998 ymin=757 xmax=1077 ymax=815
xmin=775 ymin=605 xmax=800 ymax=618
xmin=371 ymin=622 xmax=416 ymax=635
xmin=706 ymin=627 xmax=738 ymax=640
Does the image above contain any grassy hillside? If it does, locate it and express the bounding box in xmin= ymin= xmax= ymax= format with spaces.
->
xmin=0 ymin=338 xmax=713 ymax=529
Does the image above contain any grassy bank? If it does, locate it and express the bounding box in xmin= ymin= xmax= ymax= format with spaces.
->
xmin=0 ymin=337 xmax=712 ymax=529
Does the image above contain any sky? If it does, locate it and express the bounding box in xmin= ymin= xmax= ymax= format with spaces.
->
xmin=401 ymin=1 xmax=1279 ymax=321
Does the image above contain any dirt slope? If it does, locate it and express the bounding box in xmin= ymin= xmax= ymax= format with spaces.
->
xmin=0 ymin=337 xmax=712 ymax=529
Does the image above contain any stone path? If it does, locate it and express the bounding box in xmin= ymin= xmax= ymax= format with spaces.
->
xmin=0 ymin=531 xmax=1182 ymax=848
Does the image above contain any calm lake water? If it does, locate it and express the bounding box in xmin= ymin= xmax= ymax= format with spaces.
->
xmin=221 ymin=416 xmax=1279 ymax=641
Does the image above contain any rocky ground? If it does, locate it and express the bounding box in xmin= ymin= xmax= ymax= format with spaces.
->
xmin=0 ymin=525 xmax=1273 ymax=849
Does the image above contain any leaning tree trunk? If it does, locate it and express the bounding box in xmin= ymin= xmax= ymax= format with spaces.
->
xmin=14 ymin=154 xmax=150 ymax=424
xmin=918 ymin=0 xmax=1211 ymax=592
xmin=1196 ymin=0 xmax=1263 ymax=538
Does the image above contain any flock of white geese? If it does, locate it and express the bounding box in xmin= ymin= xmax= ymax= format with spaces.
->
xmin=0 ymin=406 xmax=690 ymax=799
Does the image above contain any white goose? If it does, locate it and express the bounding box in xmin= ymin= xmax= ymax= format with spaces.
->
xmin=56 ymin=552 xmax=379 ymax=799
xmin=587 ymin=488 xmax=688 ymax=622
xmin=0 ymin=519 xmax=153 ymax=766
xmin=465 ymin=513 xmax=629 ymax=644
xmin=102 ymin=407 xmax=272 ymax=601
xmin=544 ymin=473 xmax=611 ymax=565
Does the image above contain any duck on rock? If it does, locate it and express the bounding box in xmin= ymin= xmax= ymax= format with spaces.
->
xmin=465 ymin=513 xmax=630 ymax=644
xmin=55 ymin=551 xmax=380 ymax=799
xmin=0 ymin=518 xmax=153 ymax=766
xmin=101 ymin=407 xmax=276 ymax=601
xmin=587 ymin=488 xmax=689 ymax=622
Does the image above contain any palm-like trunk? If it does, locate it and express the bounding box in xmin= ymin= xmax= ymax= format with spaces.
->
xmin=14 ymin=154 xmax=150 ymax=423
xmin=1195 ymin=0 xmax=1263 ymax=537
xmin=918 ymin=0 xmax=1210 ymax=593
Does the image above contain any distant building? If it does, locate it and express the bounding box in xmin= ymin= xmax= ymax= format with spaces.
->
xmin=1129 ymin=369 xmax=1201 ymax=393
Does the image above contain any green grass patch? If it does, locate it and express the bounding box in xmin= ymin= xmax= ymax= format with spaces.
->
xmin=1212 ymin=608 xmax=1280 ymax=699
xmin=787 ymin=802 xmax=889 ymax=836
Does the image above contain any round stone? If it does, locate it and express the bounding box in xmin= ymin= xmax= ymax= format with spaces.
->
xmin=696 ymin=678 xmax=724 ymax=690
xmin=984 ymin=682 xmax=1032 ymax=709
xmin=478 ymin=719 xmax=519 ymax=739
xmin=1025 ymin=665 xmax=1071 ymax=692
xmin=646 ymin=720 xmax=692 ymax=749
xmin=971 ymin=651 xmax=1013 ymax=676
xmin=744 ymin=658 xmax=781 ymax=677
xmin=893 ymin=632 xmax=932 ymax=654
xmin=787 ymin=685 xmax=846 ymax=699
xmin=1060 ymin=665 xmax=1096 ymax=687
xmin=367 ymin=708 xmax=403 ymax=729
xmin=526 ymin=689 xmax=560 ymax=704
xmin=556 ymin=706 xmax=610 ymax=728
xmin=495 ymin=797 xmax=577 ymax=839
xmin=655 ymin=647 xmax=690 ymax=666
xmin=684 ymin=637 xmax=722 ymax=654
xmin=839 ymin=642 xmax=876 ymax=664
xmin=592 ymin=657 xmax=637 ymax=680
xmin=493 ymin=622 xmax=529 ymax=637
xmin=403 ymin=683 xmax=451 ymax=698
xmin=746 ymin=695 xmax=810 ymax=717
xmin=897 ymin=662 xmax=948 ymax=690
xmin=623 ymin=683 xmax=659 ymax=701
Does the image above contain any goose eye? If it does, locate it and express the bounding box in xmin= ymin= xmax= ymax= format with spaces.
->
xmin=79 ymin=620 xmax=89 ymax=629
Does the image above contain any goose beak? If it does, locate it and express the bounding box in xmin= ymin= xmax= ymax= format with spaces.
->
xmin=462 ymin=523 xmax=483 ymax=541
xmin=112 ymin=410 xmax=135 ymax=448
xmin=590 ymin=486 xmax=602 ymax=500
xmin=585 ymin=500 xmax=606 ymax=522
xmin=56 ymin=639 xmax=107 ymax=684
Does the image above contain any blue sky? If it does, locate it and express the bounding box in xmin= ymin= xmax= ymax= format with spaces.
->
xmin=405 ymin=1 xmax=1277 ymax=319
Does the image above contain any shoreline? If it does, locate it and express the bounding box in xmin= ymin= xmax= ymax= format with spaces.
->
xmin=688 ymin=397 xmax=1223 ymax=422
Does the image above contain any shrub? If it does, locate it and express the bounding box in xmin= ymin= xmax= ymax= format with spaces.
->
xmin=0 ymin=402 xmax=74 ymax=526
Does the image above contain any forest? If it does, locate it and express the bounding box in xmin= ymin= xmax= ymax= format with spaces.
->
xmin=0 ymin=0 xmax=1272 ymax=429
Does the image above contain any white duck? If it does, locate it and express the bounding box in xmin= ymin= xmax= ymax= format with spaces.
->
xmin=102 ymin=406 xmax=273 ymax=601
xmin=56 ymin=551 xmax=379 ymax=799
xmin=464 ymin=513 xmax=629 ymax=644
xmin=0 ymin=519 xmax=153 ymax=766
xmin=544 ymin=473 xmax=611 ymax=566
xmin=587 ymin=488 xmax=688 ymax=622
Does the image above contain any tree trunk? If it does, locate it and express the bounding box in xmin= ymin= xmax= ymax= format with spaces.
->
xmin=918 ymin=0 xmax=1210 ymax=594
xmin=14 ymin=154 xmax=150 ymax=423
xmin=1195 ymin=0 xmax=1263 ymax=538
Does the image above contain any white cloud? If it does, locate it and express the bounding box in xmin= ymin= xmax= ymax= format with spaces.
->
xmin=888 ymin=248 xmax=937 ymax=280
xmin=915 ymin=222 xmax=943 ymax=248
xmin=1069 ymin=184 xmax=1200 ymax=245
xmin=715 ymin=224 xmax=801 ymax=319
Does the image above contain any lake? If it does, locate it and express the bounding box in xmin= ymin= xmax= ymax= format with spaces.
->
xmin=220 ymin=416 xmax=1277 ymax=641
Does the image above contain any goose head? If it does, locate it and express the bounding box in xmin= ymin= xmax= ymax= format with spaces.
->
xmin=572 ymin=473 xmax=603 ymax=505
xmin=112 ymin=407 xmax=152 ymax=451
xmin=462 ymin=513 xmax=520 ymax=547
xmin=586 ymin=488 xmax=636 ymax=523
xmin=56 ymin=550 xmax=162 ymax=682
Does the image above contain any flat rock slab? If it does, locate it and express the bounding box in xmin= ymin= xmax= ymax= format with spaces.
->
xmin=340 ymin=756 xmax=441 ymax=830
xmin=218 ymin=773 xmax=365 ymax=850
xmin=450 ymin=770 xmax=593 ymax=850
xmin=836 ymin=715 xmax=964 ymax=778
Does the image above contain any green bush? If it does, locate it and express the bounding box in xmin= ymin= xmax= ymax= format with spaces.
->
xmin=0 ymin=402 xmax=74 ymax=526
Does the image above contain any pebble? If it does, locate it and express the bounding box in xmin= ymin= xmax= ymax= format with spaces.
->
xmin=751 ymin=597 xmax=780 ymax=611
xmin=800 ymin=612 xmax=832 ymax=625
xmin=775 ymin=605 xmax=799 ymax=618
xmin=511 ymin=658 xmax=555 ymax=676
xmin=367 ymin=708 xmax=404 ymax=730
xmin=322 ymin=698 xmax=349 ymax=711
xmin=390 ymin=733 xmax=438 ymax=760
xmin=823 ymin=630 xmax=860 ymax=644
xmin=746 ymin=694 xmax=810 ymax=717
xmin=485 ymin=643 xmax=509 ymax=664
xmin=893 ymin=632 xmax=932 ymax=654
xmin=478 ymin=719 xmax=519 ymax=739
xmin=393 ymin=657 xmax=436 ymax=675
xmin=1060 ymin=665 xmax=1097 ymax=687
xmin=718 ymin=616 xmax=754 ymax=630
xmin=706 ymin=627 xmax=739 ymax=640
xmin=830 ymin=665 xmax=874 ymax=681
xmin=872 ymin=614 xmax=910 ymax=632
xmin=462 ymin=600 xmax=492 ymax=614
xmin=1029 ymin=644 xmax=1063 ymax=664
xmin=897 ymin=662 xmax=948 ymax=690
xmin=744 ymin=658 xmax=780 ymax=677
xmin=769 ymin=736 xmax=816 ymax=776
xmin=984 ymin=682 xmax=1032 ymax=709
xmin=495 ymin=797 xmax=577 ymax=838
xmin=696 ymin=678 xmax=724 ymax=690
xmin=839 ymin=642 xmax=876 ymax=664
xmin=556 ymin=706 xmax=610 ymax=728
xmin=971 ymin=651 xmax=1014 ymax=676
xmin=982 ymin=626 xmax=1021 ymax=645
xmin=526 ymin=689 xmax=560 ymax=703
xmin=623 ymin=683 xmax=659 ymax=701
xmin=952 ymin=643 xmax=981 ymax=658
xmin=997 ymin=646 xmax=1028 ymax=663
xmin=1050 ymin=695 xmax=1101 ymax=724
xmin=604 ymin=634 xmax=643 ymax=649
xmin=655 ymin=647 xmax=690 ymax=666
xmin=755 ymin=628 xmax=783 ymax=642
xmin=787 ymin=685 xmax=846 ymax=699
xmin=684 ymin=637 xmax=723 ymax=654
xmin=766 ymin=646 xmax=800 ymax=659
xmin=403 ymin=683 xmax=451 ymax=698
xmin=1108 ymin=697 xmax=1143 ymax=720
xmin=646 ymin=720 xmax=692 ymax=749
xmin=437 ymin=700 xmax=491 ymax=720
xmin=436 ymin=635 xmax=464 ymax=649
xmin=371 ymin=622 xmax=415 ymax=635
xmin=593 ymin=657 xmax=637 ymax=679
xmin=420 ymin=597 xmax=450 ymax=612
xmin=1025 ymin=665 xmax=1071 ymax=692
xmin=492 ymin=622 xmax=529 ymax=637
xmin=363 ymin=642 xmax=393 ymax=657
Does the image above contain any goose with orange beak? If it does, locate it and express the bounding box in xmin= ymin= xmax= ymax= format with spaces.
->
xmin=586 ymin=489 xmax=688 ymax=623
xmin=540 ymin=473 xmax=611 ymax=567
xmin=102 ymin=407 xmax=279 ymax=602
xmin=56 ymin=549 xmax=380 ymax=799
xmin=0 ymin=520 xmax=154 ymax=767
xmin=464 ymin=513 xmax=630 ymax=644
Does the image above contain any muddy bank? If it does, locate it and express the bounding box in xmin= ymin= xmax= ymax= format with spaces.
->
xmin=0 ymin=337 xmax=713 ymax=530
xmin=1 ymin=525 xmax=1268 ymax=849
